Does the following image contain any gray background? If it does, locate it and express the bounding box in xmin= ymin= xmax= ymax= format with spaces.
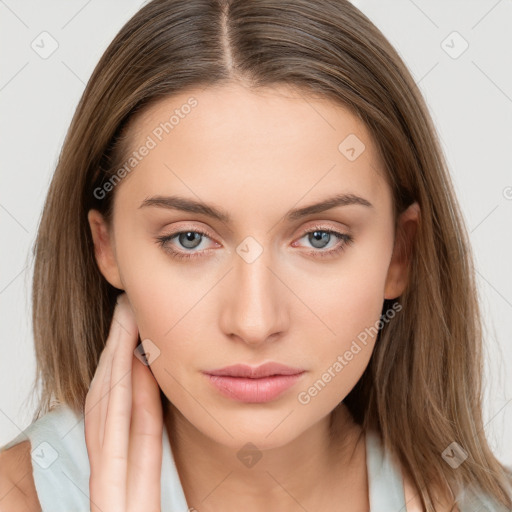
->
xmin=1 ymin=0 xmax=511 ymax=467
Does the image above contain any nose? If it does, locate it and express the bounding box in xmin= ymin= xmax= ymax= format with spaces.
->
xmin=218 ymin=247 xmax=289 ymax=347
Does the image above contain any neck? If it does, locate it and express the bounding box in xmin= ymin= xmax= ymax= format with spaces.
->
xmin=164 ymin=401 xmax=368 ymax=512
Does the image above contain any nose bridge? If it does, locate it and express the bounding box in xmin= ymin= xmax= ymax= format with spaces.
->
xmin=220 ymin=238 xmax=288 ymax=345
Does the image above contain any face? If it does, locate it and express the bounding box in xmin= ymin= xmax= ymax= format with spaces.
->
xmin=88 ymin=82 xmax=417 ymax=450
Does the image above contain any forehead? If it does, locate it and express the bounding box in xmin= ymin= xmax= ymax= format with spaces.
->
xmin=114 ymin=83 xmax=390 ymax=220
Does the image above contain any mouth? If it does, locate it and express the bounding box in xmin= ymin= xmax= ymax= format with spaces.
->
xmin=203 ymin=362 xmax=306 ymax=403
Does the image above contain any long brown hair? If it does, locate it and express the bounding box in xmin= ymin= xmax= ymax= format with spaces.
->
xmin=28 ymin=0 xmax=512 ymax=509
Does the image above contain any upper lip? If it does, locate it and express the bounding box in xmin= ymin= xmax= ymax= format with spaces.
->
xmin=204 ymin=362 xmax=305 ymax=378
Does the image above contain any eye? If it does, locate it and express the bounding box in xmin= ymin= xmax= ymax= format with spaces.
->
xmin=155 ymin=228 xmax=218 ymax=261
xmin=293 ymin=224 xmax=354 ymax=258
xmin=155 ymin=224 xmax=354 ymax=261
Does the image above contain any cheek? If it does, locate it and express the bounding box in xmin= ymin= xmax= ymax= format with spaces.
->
xmin=332 ymin=270 xmax=387 ymax=346
xmin=305 ymin=251 xmax=390 ymax=346
xmin=121 ymin=278 xmax=199 ymax=414
xmin=299 ymin=249 xmax=392 ymax=399
xmin=116 ymin=248 xmax=211 ymax=393
xmin=116 ymin=231 xmax=208 ymax=337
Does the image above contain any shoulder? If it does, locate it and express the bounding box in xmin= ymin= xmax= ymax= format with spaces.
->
xmin=0 ymin=440 xmax=42 ymax=512
xmin=402 ymin=466 xmax=459 ymax=512
xmin=0 ymin=404 xmax=92 ymax=511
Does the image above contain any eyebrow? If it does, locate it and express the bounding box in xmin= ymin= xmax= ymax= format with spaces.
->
xmin=138 ymin=193 xmax=373 ymax=223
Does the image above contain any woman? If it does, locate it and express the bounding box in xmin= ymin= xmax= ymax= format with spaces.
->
xmin=1 ymin=0 xmax=511 ymax=510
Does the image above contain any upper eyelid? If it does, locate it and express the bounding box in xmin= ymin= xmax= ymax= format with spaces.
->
xmin=162 ymin=219 xmax=349 ymax=236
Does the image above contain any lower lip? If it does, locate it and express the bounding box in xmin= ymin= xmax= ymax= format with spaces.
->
xmin=204 ymin=372 xmax=305 ymax=403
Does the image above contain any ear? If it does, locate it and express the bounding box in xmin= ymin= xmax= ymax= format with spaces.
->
xmin=87 ymin=209 xmax=124 ymax=290
xmin=384 ymin=201 xmax=420 ymax=300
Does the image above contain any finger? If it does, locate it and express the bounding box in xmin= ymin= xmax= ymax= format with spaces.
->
xmin=98 ymin=348 xmax=114 ymax=450
xmin=103 ymin=293 xmax=139 ymax=456
xmin=98 ymin=294 xmax=134 ymax=449
xmin=85 ymin=333 xmax=116 ymax=512
xmin=84 ymin=337 xmax=113 ymax=456
xmin=85 ymin=292 xmax=128 ymax=452
xmin=100 ymin=294 xmax=140 ymax=507
xmin=127 ymin=354 xmax=163 ymax=512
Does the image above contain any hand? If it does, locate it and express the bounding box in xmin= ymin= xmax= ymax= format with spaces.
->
xmin=84 ymin=292 xmax=163 ymax=512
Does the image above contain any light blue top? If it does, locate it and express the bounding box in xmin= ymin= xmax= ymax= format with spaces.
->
xmin=0 ymin=403 xmax=509 ymax=511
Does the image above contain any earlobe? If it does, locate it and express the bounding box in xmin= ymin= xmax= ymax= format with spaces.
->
xmin=384 ymin=202 xmax=420 ymax=300
xmin=87 ymin=209 xmax=124 ymax=290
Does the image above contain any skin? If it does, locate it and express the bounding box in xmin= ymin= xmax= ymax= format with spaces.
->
xmin=84 ymin=293 xmax=163 ymax=512
xmin=87 ymin=82 xmax=420 ymax=511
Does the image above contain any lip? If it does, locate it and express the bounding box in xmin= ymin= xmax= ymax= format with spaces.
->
xmin=204 ymin=362 xmax=305 ymax=378
xmin=203 ymin=363 xmax=306 ymax=403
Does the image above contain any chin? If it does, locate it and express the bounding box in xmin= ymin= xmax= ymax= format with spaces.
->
xmin=168 ymin=399 xmax=309 ymax=450
xmin=202 ymin=425 xmax=302 ymax=453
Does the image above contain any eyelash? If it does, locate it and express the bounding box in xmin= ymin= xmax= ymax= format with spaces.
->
xmin=155 ymin=224 xmax=354 ymax=261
